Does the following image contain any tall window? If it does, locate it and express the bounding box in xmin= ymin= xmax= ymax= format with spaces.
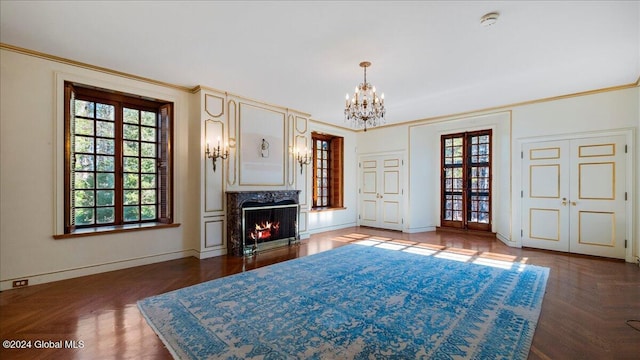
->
xmin=64 ymin=83 xmax=173 ymax=233
xmin=441 ymin=130 xmax=491 ymax=231
xmin=312 ymin=132 xmax=344 ymax=209
xmin=314 ymin=136 xmax=331 ymax=207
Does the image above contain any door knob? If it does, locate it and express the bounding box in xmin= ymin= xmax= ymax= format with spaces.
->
xmin=571 ymin=201 xmax=577 ymax=206
xmin=561 ymin=197 xmax=567 ymax=206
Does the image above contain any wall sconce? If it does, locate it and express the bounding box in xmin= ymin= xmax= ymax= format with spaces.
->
xmin=206 ymin=137 xmax=229 ymax=172
xmin=261 ymin=138 xmax=270 ymax=158
xmin=293 ymin=147 xmax=311 ymax=174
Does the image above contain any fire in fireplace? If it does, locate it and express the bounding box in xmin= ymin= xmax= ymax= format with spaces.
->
xmin=250 ymin=221 xmax=280 ymax=241
xmin=242 ymin=202 xmax=298 ymax=255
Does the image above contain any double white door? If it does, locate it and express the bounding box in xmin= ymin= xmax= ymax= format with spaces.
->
xmin=521 ymin=135 xmax=627 ymax=259
xmin=358 ymin=154 xmax=404 ymax=231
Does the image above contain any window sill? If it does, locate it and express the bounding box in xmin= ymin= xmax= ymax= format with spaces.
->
xmin=310 ymin=207 xmax=347 ymax=213
xmin=53 ymin=222 xmax=181 ymax=240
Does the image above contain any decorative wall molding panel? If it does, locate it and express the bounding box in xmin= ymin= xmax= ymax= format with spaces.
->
xmin=196 ymin=88 xmax=310 ymax=258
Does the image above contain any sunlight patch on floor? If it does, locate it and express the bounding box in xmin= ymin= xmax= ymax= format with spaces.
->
xmin=375 ymin=242 xmax=407 ymax=251
xmin=434 ymin=251 xmax=473 ymax=262
xmin=402 ymin=246 xmax=439 ymax=256
xmin=353 ymin=239 xmax=383 ymax=247
xmin=351 ymin=236 xmax=529 ymax=270
xmin=343 ymin=233 xmax=370 ymax=239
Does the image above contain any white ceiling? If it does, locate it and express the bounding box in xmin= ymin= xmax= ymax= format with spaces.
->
xmin=1 ymin=1 xmax=638 ymax=127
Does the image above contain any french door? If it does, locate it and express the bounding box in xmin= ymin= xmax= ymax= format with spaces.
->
xmin=521 ymin=135 xmax=627 ymax=259
xmin=358 ymin=153 xmax=404 ymax=231
xmin=441 ymin=130 xmax=492 ymax=231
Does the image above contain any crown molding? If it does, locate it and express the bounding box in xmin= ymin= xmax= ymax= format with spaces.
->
xmin=1 ymin=42 xmax=192 ymax=92
xmin=3 ymin=42 xmax=637 ymax=132
xmin=308 ymin=118 xmax=358 ymax=133
xmin=193 ymin=85 xmax=311 ymax=117
xmin=363 ymin=80 xmax=640 ymax=132
xmin=2 ymin=43 xmax=312 ymax=117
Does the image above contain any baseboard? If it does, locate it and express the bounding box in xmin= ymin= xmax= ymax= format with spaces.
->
xmin=308 ymin=222 xmax=357 ymax=234
xmin=196 ymin=247 xmax=227 ymax=259
xmin=404 ymin=226 xmax=436 ymax=234
xmin=496 ymin=232 xmax=519 ymax=247
xmin=0 ymin=249 xmax=197 ymax=291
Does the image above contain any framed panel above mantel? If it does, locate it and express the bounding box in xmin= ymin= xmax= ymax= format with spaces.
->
xmin=238 ymin=102 xmax=286 ymax=187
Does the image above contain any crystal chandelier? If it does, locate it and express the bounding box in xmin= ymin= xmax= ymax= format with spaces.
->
xmin=344 ymin=61 xmax=386 ymax=131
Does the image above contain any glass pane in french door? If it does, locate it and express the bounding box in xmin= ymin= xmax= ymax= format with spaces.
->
xmin=441 ymin=130 xmax=492 ymax=231
xmin=441 ymin=134 xmax=465 ymax=228
xmin=467 ymin=131 xmax=491 ymax=230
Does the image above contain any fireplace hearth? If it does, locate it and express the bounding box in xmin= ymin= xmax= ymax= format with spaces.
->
xmin=227 ymin=191 xmax=300 ymax=256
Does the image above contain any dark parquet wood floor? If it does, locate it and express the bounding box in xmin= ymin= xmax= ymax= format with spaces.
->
xmin=1 ymin=227 xmax=639 ymax=359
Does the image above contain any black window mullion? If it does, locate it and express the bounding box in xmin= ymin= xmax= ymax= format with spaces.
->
xmin=441 ymin=130 xmax=491 ymax=231
xmin=64 ymin=82 xmax=172 ymax=234
xmin=323 ymin=141 xmax=330 ymax=207
xmin=441 ymin=133 xmax=464 ymax=228
xmin=114 ymin=101 xmax=124 ymax=225
xmin=465 ymin=130 xmax=491 ymax=229
xmin=312 ymin=135 xmax=332 ymax=208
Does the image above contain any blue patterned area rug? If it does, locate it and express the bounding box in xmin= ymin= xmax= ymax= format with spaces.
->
xmin=138 ymin=242 xmax=549 ymax=359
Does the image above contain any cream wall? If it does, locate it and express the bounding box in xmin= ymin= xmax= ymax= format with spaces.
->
xmin=0 ymin=47 xmax=356 ymax=291
xmin=357 ymin=86 xmax=639 ymax=261
xmin=1 ymin=46 xmax=638 ymax=291
xmin=408 ymin=112 xmax=511 ymax=241
xmin=357 ymin=112 xmax=511 ymax=240
xmin=307 ymin=121 xmax=358 ymax=233
xmin=510 ymin=87 xmax=639 ymax=261
xmin=195 ymin=88 xmax=312 ymax=257
xmin=0 ymin=49 xmax=198 ymax=290
xmin=356 ymin=125 xmax=407 ymax=155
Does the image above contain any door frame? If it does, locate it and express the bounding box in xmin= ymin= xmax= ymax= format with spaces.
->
xmin=357 ymin=151 xmax=407 ymax=231
xmin=516 ymin=128 xmax=634 ymax=262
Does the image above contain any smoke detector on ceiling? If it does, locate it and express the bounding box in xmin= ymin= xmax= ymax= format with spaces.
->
xmin=480 ymin=12 xmax=500 ymax=27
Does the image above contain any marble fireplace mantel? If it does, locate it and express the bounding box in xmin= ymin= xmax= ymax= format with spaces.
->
xmin=226 ymin=190 xmax=301 ymax=256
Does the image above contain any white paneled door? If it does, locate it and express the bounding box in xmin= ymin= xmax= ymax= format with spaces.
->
xmin=522 ymin=135 xmax=627 ymax=259
xmin=359 ymin=154 xmax=404 ymax=231
xmin=522 ymin=140 xmax=571 ymax=252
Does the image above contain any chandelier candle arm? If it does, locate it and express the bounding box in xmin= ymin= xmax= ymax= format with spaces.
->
xmin=344 ymin=61 xmax=386 ymax=131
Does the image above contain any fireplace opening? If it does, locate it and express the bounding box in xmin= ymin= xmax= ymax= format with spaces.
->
xmin=242 ymin=200 xmax=298 ymax=255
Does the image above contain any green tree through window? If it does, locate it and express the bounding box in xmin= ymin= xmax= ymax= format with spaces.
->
xmin=440 ymin=130 xmax=492 ymax=231
xmin=64 ymin=83 xmax=173 ymax=233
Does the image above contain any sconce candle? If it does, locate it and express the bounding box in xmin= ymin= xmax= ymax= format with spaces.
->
xmin=205 ymin=138 xmax=229 ymax=172
xmin=295 ymin=147 xmax=311 ymax=174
